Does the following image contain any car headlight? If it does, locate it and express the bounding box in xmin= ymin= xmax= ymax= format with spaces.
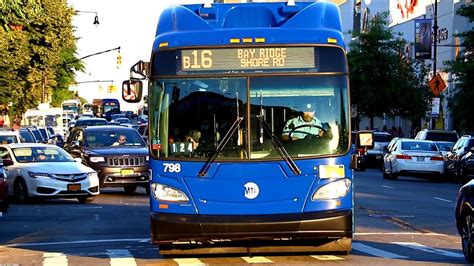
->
xmin=28 ymin=171 xmax=51 ymax=178
xmin=87 ymin=172 xmax=98 ymax=178
xmin=89 ymin=157 xmax=105 ymax=163
xmin=312 ymin=179 xmax=351 ymax=200
xmin=152 ymin=183 xmax=189 ymax=202
xmin=145 ymin=156 xmax=149 ymax=161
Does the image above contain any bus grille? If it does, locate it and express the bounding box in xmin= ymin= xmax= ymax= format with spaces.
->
xmin=107 ymin=157 xmax=145 ymax=166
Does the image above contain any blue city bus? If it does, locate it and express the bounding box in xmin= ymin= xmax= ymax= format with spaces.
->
xmin=123 ymin=1 xmax=372 ymax=255
xmin=92 ymin=98 xmax=120 ymax=121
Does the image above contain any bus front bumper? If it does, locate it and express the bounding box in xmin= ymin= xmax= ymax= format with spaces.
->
xmin=151 ymin=210 xmax=352 ymax=244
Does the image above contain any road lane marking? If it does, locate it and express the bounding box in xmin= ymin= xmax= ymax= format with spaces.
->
xmin=242 ymin=256 xmax=273 ymax=263
xmin=0 ymin=238 xmax=149 ymax=248
xmin=392 ymin=242 xmax=463 ymax=258
xmin=434 ymin=197 xmax=453 ymax=203
xmin=355 ymin=232 xmax=446 ymax=236
xmin=43 ymin=252 xmax=68 ymax=266
xmin=352 ymin=243 xmax=407 ymax=259
xmin=381 ymin=185 xmax=394 ymax=189
xmin=311 ymin=255 xmax=344 ymax=260
xmin=174 ymin=258 xmax=205 ymax=265
xmin=107 ymin=249 xmax=137 ymax=266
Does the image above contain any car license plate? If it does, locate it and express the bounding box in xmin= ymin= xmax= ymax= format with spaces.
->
xmin=417 ymin=157 xmax=425 ymax=162
xmin=67 ymin=184 xmax=81 ymax=192
xmin=121 ymin=169 xmax=134 ymax=176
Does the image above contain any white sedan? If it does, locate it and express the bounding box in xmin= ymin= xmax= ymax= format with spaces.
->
xmin=0 ymin=143 xmax=99 ymax=203
xmin=382 ymin=139 xmax=445 ymax=181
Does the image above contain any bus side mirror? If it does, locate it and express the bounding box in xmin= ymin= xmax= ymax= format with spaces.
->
xmin=356 ymin=130 xmax=374 ymax=150
xmin=122 ymin=80 xmax=143 ymax=103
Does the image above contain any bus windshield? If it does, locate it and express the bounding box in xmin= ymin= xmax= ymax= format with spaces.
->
xmin=149 ymin=75 xmax=349 ymax=160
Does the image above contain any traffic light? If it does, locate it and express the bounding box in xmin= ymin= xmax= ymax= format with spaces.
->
xmin=108 ymin=84 xmax=117 ymax=93
xmin=116 ymin=52 xmax=122 ymax=69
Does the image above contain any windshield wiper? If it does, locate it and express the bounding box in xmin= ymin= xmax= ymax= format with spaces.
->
xmin=257 ymin=115 xmax=301 ymax=175
xmin=198 ymin=116 xmax=244 ymax=177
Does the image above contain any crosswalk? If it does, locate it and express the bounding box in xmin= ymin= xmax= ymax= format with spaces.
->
xmin=0 ymin=242 xmax=466 ymax=265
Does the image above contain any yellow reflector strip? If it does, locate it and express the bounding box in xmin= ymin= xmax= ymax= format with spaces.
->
xmin=319 ymin=165 xmax=345 ymax=179
xmin=159 ymin=42 xmax=169 ymax=47
xmin=254 ymin=37 xmax=266 ymax=43
xmin=230 ymin=38 xmax=240 ymax=43
xmin=327 ymin=38 xmax=337 ymax=44
xmin=159 ymin=204 xmax=168 ymax=209
xmin=242 ymin=38 xmax=253 ymax=43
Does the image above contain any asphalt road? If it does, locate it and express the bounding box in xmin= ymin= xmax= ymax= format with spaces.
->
xmin=0 ymin=169 xmax=469 ymax=265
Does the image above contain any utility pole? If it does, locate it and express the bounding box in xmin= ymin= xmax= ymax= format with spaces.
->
xmin=431 ymin=0 xmax=438 ymax=129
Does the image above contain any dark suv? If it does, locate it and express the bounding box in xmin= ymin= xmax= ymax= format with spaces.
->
xmin=445 ymin=135 xmax=474 ymax=183
xmin=63 ymin=126 xmax=149 ymax=193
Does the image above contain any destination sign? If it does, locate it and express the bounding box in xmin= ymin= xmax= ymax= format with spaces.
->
xmin=180 ymin=47 xmax=315 ymax=72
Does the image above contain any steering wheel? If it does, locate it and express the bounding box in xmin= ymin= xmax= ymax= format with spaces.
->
xmin=288 ymin=124 xmax=326 ymax=140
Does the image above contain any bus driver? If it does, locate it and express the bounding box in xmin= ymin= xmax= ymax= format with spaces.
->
xmin=281 ymin=103 xmax=323 ymax=141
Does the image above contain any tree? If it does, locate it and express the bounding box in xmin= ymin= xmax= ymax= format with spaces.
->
xmin=348 ymin=12 xmax=430 ymax=129
xmin=446 ymin=5 xmax=474 ymax=134
xmin=0 ymin=0 xmax=83 ymax=126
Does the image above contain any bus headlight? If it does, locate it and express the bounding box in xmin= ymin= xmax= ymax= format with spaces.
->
xmin=152 ymin=183 xmax=189 ymax=202
xmin=312 ymin=179 xmax=351 ymax=200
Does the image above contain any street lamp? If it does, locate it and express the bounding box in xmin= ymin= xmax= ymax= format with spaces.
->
xmin=75 ymin=10 xmax=100 ymax=27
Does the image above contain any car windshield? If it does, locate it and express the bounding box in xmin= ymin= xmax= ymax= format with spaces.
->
xmin=401 ymin=141 xmax=438 ymax=151
xmin=12 ymin=147 xmax=75 ymax=163
xmin=0 ymin=135 xmax=18 ymax=144
xmin=84 ymin=130 xmax=146 ymax=148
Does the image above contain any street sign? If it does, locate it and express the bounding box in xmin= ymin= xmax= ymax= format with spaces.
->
xmin=428 ymin=73 xmax=446 ymax=97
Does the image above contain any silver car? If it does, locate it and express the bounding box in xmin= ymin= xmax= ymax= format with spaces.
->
xmin=382 ymin=139 xmax=445 ymax=181
xmin=0 ymin=143 xmax=100 ymax=203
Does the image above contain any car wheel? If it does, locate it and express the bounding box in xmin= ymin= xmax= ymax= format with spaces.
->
xmin=124 ymin=186 xmax=137 ymax=194
xmin=389 ymin=165 xmax=398 ymax=180
xmin=14 ymin=179 xmax=29 ymax=203
xmin=461 ymin=212 xmax=474 ymax=263
xmin=77 ymin=196 xmax=95 ymax=204
xmin=382 ymin=164 xmax=389 ymax=179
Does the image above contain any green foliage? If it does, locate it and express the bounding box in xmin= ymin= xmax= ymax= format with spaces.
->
xmin=446 ymin=5 xmax=474 ymax=133
xmin=348 ymin=12 xmax=429 ymax=128
xmin=0 ymin=0 xmax=83 ymax=124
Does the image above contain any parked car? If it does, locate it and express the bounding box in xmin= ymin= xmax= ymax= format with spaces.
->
xmin=366 ymin=131 xmax=393 ymax=168
xmin=19 ymin=128 xmax=37 ymax=143
xmin=0 ymin=130 xmax=22 ymax=144
xmin=0 ymin=143 xmax=99 ymax=203
xmin=0 ymin=159 xmax=12 ymax=212
xmin=382 ymin=139 xmax=444 ymax=181
xmin=63 ymin=126 xmax=149 ymax=194
xmin=415 ymin=129 xmax=459 ymax=142
xmin=455 ymin=179 xmax=474 ymax=263
xmin=446 ymin=135 xmax=474 ymax=183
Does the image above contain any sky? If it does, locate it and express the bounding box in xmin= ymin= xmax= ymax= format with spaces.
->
xmin=67 ymin=0 xmax=207 ymax=111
